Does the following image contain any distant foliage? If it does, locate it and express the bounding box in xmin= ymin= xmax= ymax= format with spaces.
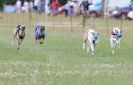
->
xmin=0 ymin=1 xmax=2 ymax=10
xmin=60 ymin=0 xmax=67 ymax=6
xmin=3 ymin=0 xmax=16 ymax=5
xmin=0 ymin=0 xmax=16 ymax=10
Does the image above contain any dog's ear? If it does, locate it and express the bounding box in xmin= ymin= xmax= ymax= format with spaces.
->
xmin=17 ymin=25 xmax=21 ymax=28
xmin=23 ymin=26 xmax=25 ymax=30
xmin=21 ymin=25 xmax=25 ymax=31
xmin=41 ymin=26 xmax=45 ymax=31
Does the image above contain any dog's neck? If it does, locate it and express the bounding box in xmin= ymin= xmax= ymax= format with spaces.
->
xmin=19 ymin=30 xmax=25 ymax=37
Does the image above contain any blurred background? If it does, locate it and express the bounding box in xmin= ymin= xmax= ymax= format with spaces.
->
xmin=0 ymin=0 xmax=133 ymax=32
xmin=0 ymin=0 xmax=133 ymax=19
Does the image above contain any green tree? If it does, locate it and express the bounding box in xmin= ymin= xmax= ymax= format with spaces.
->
xmin=0 ymin=2 xmax=2 ymax=11
xmin=0 ymin=0 xmax=16 ymax=10
xmin=60 ymin=0 xmax=67 ymax=6
xmin=3 ymin=0 xmax=16 ymax=5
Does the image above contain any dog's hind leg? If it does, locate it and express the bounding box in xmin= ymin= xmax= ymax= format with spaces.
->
xmin=12 ymin=39 xmax=14 ymax=46
xmin=83 ymin=38 xmax=87 ymax=50
xmin=35 ymin=39 xmax=37 ymax=44
xmin=118 ymin=40 xmax=121 ymax=49
xmin=110 ymin=38 xmax=115 ymax=54
xmin=13 ymin=35 xmax=17 ymax=45
xmin=83 ymin=42 xmax=86 ymax=50
xmin=12 ymin=29 xmax=18 ymax=45
xmin=17 ymin=43 xmax=19 ymax=50
xmin=17 ymin=46 xmax=19 ymax=50
xmin=90 ymin=43 xmax=95 ymax=56
xmin=112 ymin=49 xmax=114 ymax=54
xmin=17 ymin=40 xmax=20 ymax=50
xmin=12 ymin=32 xmax=16 ymax=45
xmin=92 ymin=43 xmax=96 ymax=55
xmin=111 ymin=43 xmax=115 ymax=54
xmin=86 ymin=42 xmax=90 ymax=53
xmin=12 ymin=35 xmax=14 ymax=45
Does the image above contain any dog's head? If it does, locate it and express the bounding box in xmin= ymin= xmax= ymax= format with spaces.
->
xmin=113 ymin=27 xmax=121 ymax=33
xmin=18 ymin=25 xmax=25 ymax=38
xmin=116 ymin=28 xmax=122 ymax=38
xmin=40 ymin=25 xmax=45 ymax=32
xmin=93 ymin=33 xmax=99 ymax=44
xmin=20 ymin=25 xmax=25 ymax=31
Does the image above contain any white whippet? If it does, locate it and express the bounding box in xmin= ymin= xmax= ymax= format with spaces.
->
xmin=110 ymin=27 xmax=122 ymax=54
xmin=83 ymin=29 xmax=99 ymax=55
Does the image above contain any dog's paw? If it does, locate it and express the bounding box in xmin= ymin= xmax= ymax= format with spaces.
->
xmin=112 ymin=50 xmax=114 ymax=54
xmin=83 ymin=43 xmax=85 ymax=50
xmin=17 ymin=47 xmax=19 ymax=50
xmin=87 ymin=49 xmax=89 ymax=53
xmin=92 ymin=51 xmax=95 ymax=56
xmin=118 ymin=45 xmax=121 ymax=49
xmin=12 ymin=42 xmax=14 ymax=46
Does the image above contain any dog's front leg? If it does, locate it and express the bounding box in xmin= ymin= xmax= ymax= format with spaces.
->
xmin=117 ymin=39 xmax=121 ymax=49
xmin=90 ymin=43 xmax=95 ymax=56
xmin=17 ymin=38 xmax=22 ymax=50
xmin=87 ymin=42 xmax=90 ymax=53
xmin=35 ymin=40 xmax=37 ymax=44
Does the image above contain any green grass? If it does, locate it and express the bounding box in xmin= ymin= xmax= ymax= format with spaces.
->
xmin=0 ymin=13 xmax=133 ymax=85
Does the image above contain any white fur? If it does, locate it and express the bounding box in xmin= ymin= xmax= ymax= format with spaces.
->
xmin=110 ymin=27 xmax=122 ymax=54
xmin=83 ymin=29 xmax=99 ymax=56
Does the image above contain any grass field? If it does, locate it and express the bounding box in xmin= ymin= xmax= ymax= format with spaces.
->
xmin=0 ymin=13 xmax=133 ymax=85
